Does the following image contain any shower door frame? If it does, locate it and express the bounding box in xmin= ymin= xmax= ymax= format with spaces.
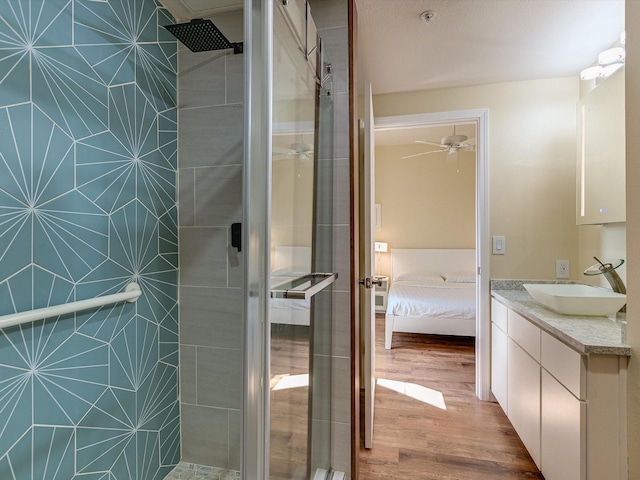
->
xmin=243 ymin=0 xmax=272 ymax=478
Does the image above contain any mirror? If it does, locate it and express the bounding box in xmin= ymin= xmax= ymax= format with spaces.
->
xmin=271 ymin=1 xmax=316 ymax=277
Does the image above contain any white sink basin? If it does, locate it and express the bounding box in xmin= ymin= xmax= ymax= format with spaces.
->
xmin=523 ymin=283 xmax=626 ymax=316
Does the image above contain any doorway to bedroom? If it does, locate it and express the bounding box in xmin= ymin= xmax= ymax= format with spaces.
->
xmin=369 ymin=109 xmax=491 ymax=395
xmin=359 ymin=109 xmax=494 ymax=467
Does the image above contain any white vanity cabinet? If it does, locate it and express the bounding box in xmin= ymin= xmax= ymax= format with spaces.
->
xmin=540 ymin=332 xmax=586 ymax=480
xmin=490 ymin=296 xmax=628 ymax=480
xmin=576 ymin=68 xmax=625 ymax=224
xmin=490 ymin=299 xmax=508 ymax=410
xmin=507 ymin=310 xmax=541 ymax=467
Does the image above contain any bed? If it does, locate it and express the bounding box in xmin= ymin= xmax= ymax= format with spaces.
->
xmin=270 ymin=246 xmax=311 ymax=326
xmin=385 ymin=248 xmax=476 ymax=349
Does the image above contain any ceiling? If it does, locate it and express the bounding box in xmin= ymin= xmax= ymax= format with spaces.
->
xmin=355 ymin=0 xmax=625 ymax=95
xmin=376 ymin=123 xmax=475 ymax=147
xmin=158 ymin=0 xmax=242 ymax=21
xmin=158 ymin=0 xmax=625 ymax=150
xmin=357 ymin=0 xmax=624 ymax=149
xmin=158 ymin=0 xmax=625 ymax=96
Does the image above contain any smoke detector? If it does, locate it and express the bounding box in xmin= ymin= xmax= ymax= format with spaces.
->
xmin=420 ymin=10 xmax=436 ymax=23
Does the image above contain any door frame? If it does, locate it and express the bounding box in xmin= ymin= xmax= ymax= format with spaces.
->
xmin=369 ymin=109 xmax=491 ymax=401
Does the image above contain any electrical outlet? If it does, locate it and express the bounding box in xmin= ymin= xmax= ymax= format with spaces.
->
xmin=556 ymin=259 xmax=570 ymax=278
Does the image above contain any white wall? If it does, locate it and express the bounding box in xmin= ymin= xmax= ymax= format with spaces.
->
xmin=374 ymin=144 xmax=475 ymax=278
xmin=578 ymin=224 xmax=626 ymax=288
xmin=373 ymin=77 xmax=580 ymax=279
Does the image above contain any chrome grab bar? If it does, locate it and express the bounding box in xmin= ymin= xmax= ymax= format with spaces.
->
xmin=271 ymin=273 xmax=337 ymax=300
xmin=0 ymin=282 xmax=142 ymax=330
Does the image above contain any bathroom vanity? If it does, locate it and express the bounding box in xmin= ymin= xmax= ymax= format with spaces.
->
xmin=491 ymin=281 xmax=629 ymax=480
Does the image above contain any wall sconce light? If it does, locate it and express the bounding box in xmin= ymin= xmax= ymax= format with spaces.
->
xmin=580 ymin=65 xmax=604 ymax=80
xmin=374 ymin=242 xmax=388 ymax=276
xmin=598 ymin=46 xmax=625 ymax=66
xmin=374 ymin=242 xmax=388 ymax=253
xmin=580 ymin=34 xmax=625 ymax=81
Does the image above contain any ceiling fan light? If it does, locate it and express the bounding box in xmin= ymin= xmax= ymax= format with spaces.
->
xmin=580 ymin=65 xmax=603 ymax=80
xmin=598 ymin=47 xmax=625 ymax=65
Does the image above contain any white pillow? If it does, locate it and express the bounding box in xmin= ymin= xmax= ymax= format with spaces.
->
xmin=271 ymin=266 xmax=309 ymax=276
xmin=395 ymin=271 xmax=444 ymax=283
xmin=443 ymin=271 xmax=476 ymax=283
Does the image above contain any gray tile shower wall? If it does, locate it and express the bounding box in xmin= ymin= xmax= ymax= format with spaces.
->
xmin=177 ymin=10 xmax=245 ymax=470
xmin=309 ymin=0 xmax=352 ymax=475
xmin=176 ymin=0 xmax=352 ymax=474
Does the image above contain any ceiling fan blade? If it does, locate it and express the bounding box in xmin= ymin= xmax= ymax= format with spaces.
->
xmin=462 ymin=137 xmax=476 ymax=146
xmin=415 ymin=140 xmax=444 ymax=147
xmin=401 ymin=149 xmax=447 ymax=159
xmin=291 ymin=142 xmax=314 ymax=154
xmin=273 ymin=146 xmax=293 ymax=155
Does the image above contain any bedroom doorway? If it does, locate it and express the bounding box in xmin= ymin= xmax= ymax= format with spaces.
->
xmin=369 ymin=109 xmax=490 ymax=401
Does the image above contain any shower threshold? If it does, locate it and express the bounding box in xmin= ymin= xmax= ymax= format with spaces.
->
xmin=165 ymin=462 xmax=240 ymax=480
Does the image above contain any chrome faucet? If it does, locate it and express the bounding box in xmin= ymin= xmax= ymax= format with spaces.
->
xmin=584 ymin=256 xmax=626 ymax=312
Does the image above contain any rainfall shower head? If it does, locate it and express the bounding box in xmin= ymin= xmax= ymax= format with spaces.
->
xmin=164 ymin=19 xmax=243 ymax=54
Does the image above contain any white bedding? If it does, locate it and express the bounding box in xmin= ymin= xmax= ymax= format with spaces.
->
xmin=269 ymin=246 xmax=312 ymax=325
xmin=386 ymin=280 xmax=475 ymax=319
xmin=270 ymin=274 xmax=310 ymax=326
xmin=384 ymin=248 xmax=477 ymax=348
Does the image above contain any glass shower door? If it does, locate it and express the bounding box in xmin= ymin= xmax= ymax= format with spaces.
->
xmin=270 ymin=1 xmax=335 ymax=478
xmin=244 ymin=0 xmax=335 ymax=479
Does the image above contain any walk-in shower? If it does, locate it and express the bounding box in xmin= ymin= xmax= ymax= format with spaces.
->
xmin=169 ymin=0 xmax=340 ymax=478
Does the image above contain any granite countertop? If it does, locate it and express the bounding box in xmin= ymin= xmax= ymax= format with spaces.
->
xmin=491 ymin=280 xmax=630 ymax=356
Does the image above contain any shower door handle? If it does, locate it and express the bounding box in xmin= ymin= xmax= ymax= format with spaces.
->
xmin=271 ymin=273 xmax=338 ymax=300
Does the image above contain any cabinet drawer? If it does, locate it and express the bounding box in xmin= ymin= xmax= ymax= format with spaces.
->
xmin=541 ymin=332 xmax=586 ymax=400
xmin=508 ymin=310 xmax=540 ymax=362
xmin=508 ymin=338 xmax=541 ymax=468
xmin=491 ymin=298 xmax=508 ymax=332
xmin=541 ymin=370 xmax=586 ymax=480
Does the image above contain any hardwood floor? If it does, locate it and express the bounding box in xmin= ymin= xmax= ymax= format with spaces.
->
xmin=270 ymin=324 xmax=311 ymax=480
xmin=359 ymin=315 xmax=544 ymax=479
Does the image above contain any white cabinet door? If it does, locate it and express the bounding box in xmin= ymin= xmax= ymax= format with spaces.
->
xmin=508 ymin=338 xmax=541 ymax=468
xmin=541 ymin=370 xmax=585 ymax=480
xmin=491 ymin=322 xmax=508 ymax=412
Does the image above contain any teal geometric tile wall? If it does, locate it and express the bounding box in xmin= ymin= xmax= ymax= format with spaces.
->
xmin=0 ymin=1 xmax=179 ymax=478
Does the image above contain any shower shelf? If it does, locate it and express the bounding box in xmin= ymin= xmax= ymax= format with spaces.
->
xmin=271 ymin=273 xmax=338 ymax=300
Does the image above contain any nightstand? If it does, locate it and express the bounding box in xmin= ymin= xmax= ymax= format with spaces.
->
xmin=374 ymin=276 xmax=389 ymax=313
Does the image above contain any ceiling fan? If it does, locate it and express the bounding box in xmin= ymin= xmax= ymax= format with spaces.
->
xmin=273 ymin=137 xmax=314 ymax=160
xmin=401 ymin=126 xmax=476 ymax=160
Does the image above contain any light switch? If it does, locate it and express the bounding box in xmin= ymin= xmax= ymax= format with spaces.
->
xmin=493 ymin=235 xmax=506 ymax=255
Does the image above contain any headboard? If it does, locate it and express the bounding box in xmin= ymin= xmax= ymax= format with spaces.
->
xmin=390 ymin=249 xmax=476 ymax=282
xmin=273 ymin=246 xmax=311 ymax=272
